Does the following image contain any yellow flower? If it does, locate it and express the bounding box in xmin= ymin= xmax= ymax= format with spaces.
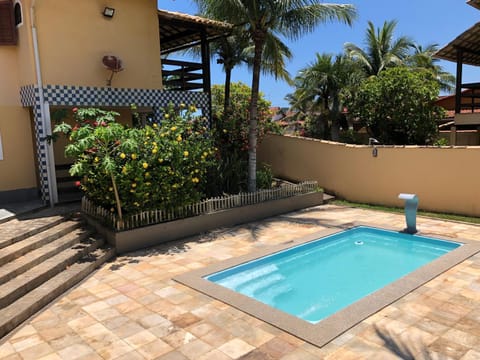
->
xmin=131 ymin=153 xmax=137 ymax=160
xmin=183 ymin=151 xmax=189 ymax=157
xmin=134 ymin=202 xmax=140 ymax=207
xmin=142 ymin=162 xmax=148 ymax=169
xmin=131 ymin=183 xmax=137 ymax=188
xmin=195 ymin=169 xmax=199 ymax=173
xmin=122 ymin=166 xmax=127 ymax=174
xmin=192 ymin=177 xmax=199 ymax=183
xmin=94 ymin=157 xmax=99 ymax=163
xmin=172 ymin=184 xmax=178 ymax=189
xmin=164 ymin=114 xmax=170 ymax=119
xmin=171 ymin=126 xmax=177 ymax=131
xmin=145 ymin=172 xmax=150 ymax=178
xmin=153 ymin=123 xmax=158 ymax=128
xmin=203 ymin=152 xmax=208 ymax=157
xmin=146 ymin=182 xmax=151 ymax=186
xmin=223 ymin=129 xmax=228 ymax=133
xmin=108 ymin=187 xmax=113 ymax=192
xmin=180 ymin=103 xmax=186 ymax=108
xmin=152 ymin=148 xmax=157 ymax=154
xmin=152 ymin=142 xmax=157 ymax=146
xmin=189 ymin=105 xmax=197 ymax=112
xmin=158 ymin=158 xmax=163 ymax=163
xmin=176 ymin=135 xmax=182 ymax=142
xmin=120 ymin=153 xmax=126 ymax=159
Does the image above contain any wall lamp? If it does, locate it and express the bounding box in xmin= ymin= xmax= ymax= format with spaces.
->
xmin=103 ymin=7 xmax=115 ymax=18
xmin=369 ymin=137 xmax=380 ymax=157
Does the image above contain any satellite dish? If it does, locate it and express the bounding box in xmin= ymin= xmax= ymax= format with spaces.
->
xmin=102 ymin=55 xmax=124 ymax=86
xmin=102 ymin=55 xmax=123 ymax=72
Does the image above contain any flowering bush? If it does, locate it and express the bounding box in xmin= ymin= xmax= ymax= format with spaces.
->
xmin=54 ymin=104 xmax=215 ymax=217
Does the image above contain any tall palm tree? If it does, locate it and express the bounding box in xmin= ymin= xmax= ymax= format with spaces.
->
xmin=195 ymin=0 xmax=357 ymax=191
xmin=212 ymin=29 xmax=252 ymax=114
xmin=289 ymin=53 xmax=363 ymax=140
xmin=407 ymin=43 xmax=455 ymax=92
xmin=344 ymin=20 xmax=412 ymax=76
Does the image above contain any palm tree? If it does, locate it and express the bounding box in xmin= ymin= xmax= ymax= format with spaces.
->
xmin=407 ymin=43 xmax=455 ymax=92
xmin=344 ymin=20 xmax=412 ymax=76
xmin=195 ymin=0 xmax=357 ymax=191
xmin=288 ymin=53 xmax=363 ymax=140
xmin=212 ymin=29 xmax=252 ymax=114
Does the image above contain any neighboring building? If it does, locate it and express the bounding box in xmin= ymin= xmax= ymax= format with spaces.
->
xmin=0 ymin=0 xmax=230 ymax=205
xmin=435 ymin=0 xmax=480 ymax=144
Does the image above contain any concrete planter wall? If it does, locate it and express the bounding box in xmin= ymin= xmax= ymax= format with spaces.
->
xmin=84 ymin=190 xmax=323 ymax=254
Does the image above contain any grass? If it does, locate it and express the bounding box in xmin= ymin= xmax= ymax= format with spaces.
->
xmin=332 ymin=199 xmax=480 ymax=225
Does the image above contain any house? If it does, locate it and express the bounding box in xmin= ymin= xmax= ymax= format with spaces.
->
xmin=435 ymin=0 xmax=480 ymax=144
xmin=0 ymin=0 xmax=231 ymax=205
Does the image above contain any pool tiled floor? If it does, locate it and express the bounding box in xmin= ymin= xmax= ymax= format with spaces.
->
xmin=1 ymin=204 xmax=480 ymax=359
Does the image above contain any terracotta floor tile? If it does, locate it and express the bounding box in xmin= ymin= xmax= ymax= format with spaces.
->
xmin=137 ymin=338 xmax=173 ymax=359
xmin=218 ymin=338 xmax=256 ymax=359
xmin=3 ymin=205 xmax=480 ymax=359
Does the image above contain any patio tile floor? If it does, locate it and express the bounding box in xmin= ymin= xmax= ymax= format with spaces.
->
xmin=1 ymin=204 xmax=480 ymax=359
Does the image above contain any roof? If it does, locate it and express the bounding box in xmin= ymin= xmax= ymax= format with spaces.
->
xmin=158 ymin=9 xmax=233 ymax=54
xmin=467 ymin=0 xmax=480 ymax=10
xmin=435 ymin=22 xmax=480 ymax=66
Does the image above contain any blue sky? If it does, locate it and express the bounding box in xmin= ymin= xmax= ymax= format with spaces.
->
xmin=159 ymin=0 xmax=479 ymax=107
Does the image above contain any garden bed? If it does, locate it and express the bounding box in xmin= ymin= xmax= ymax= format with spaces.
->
xmin=82 ymin=181 xmax=323 ymax=254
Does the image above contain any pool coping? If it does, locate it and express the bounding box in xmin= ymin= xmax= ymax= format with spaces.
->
xmin=173 ymin=222 xmax=480 ymax=348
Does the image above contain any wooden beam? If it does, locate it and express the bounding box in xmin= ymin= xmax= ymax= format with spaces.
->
xmin=200 ymin=29 xmax=211 ymax=94
xmin=161 ymin=59 xmax=203 ymax=68
xmin=455 ymin=49 xmax=463 ymax=114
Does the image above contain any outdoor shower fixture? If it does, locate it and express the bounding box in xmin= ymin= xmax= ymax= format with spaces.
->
xmin=369 ymin=137 xmax=379 ymax=157
xmin=398 ymin=193 xmax=418 ymax=234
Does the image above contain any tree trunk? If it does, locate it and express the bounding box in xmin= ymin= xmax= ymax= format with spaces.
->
xmin=223 ymin=66 xmax=232 ymax=115
xmin=248 ymin=32 xmax=265 ymax=192
xmin=331 ymin=95 xmax=340 ymax=141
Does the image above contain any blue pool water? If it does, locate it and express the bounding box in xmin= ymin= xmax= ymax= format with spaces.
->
xmin=206 ymin=227 xmax=460 ymax=323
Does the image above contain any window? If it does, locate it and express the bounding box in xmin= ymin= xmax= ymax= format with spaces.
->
xmin=14 ymin=1 xmax=21 ymax=27
xmin=0 ymin=0 xmax=17 ymax=45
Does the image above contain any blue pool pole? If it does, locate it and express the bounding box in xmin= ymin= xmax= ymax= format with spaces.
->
xmin=398 ymin=193 xmax=418 ymax=234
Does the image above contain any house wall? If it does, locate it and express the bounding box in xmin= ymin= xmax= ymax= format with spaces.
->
xmin=34 ymin=0 xmax=162 ymax=89
xmin=0 ymin=0 xmax=163 ymax=202
xmin=258 ymin=134 xmax=480 ymax=217
xmin=0 ymin=7 xmax=37 ymax=202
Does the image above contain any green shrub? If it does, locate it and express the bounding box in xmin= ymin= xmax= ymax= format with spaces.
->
xmin=54 ymin=104 xmax=215 ymax=217
xmin=256 ymin=164 xmax=274 ymax=189
xmin=208 ymin=82 xmax=281 ymax=194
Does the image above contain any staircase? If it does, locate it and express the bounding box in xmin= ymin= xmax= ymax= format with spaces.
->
xmin=0 ymin=205 xmax=115 ymax=339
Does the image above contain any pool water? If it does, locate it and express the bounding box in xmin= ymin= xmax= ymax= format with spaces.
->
xmin=206 ymin=226 xmax=460 ymax=323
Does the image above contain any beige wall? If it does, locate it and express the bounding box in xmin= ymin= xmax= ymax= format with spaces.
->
xmin=258 ymin=135 xmax=480 ymax=217
xmin=34 ymin=0 xmax=162 ymax=89
xmin=0 ymin=107 xmax=37 ymax=191
xmin=0 ymin=11 xmax=37 ymax=193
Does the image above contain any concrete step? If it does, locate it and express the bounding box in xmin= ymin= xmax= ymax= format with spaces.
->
xmin=0 ymin=226 xmax=94 ymax=285
xmin=0 ymin=219 xmax=83 ymax=264
xmin=0 ymin=234 xmax=103 ymax=308
xmin=0 ymin=203 xmax=80 ymax=249
xmin=0 ymin=245 xmax=115 ymax=338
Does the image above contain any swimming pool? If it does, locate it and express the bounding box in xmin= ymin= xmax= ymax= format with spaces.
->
xmin=175 ymin=225 xmax=479 ymax=347
xmin=205 ymin=226 xmax=460 ymax=323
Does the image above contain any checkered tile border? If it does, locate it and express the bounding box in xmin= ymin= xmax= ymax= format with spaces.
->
xmin=20 ymin=84 xmax=211 ymax=203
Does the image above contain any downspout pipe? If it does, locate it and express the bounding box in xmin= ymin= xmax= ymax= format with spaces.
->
xmin=30 ymin=0 xmax=55 ymax=207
